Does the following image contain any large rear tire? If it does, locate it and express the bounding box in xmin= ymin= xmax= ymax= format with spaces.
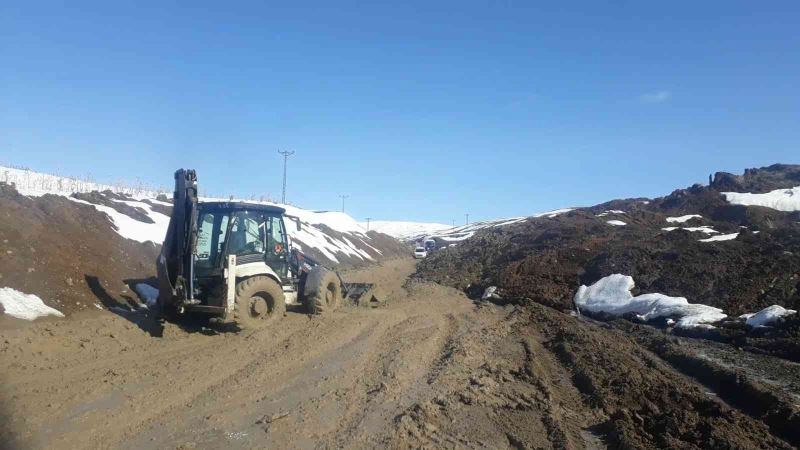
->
xmin=303 ymin=267 xmax=342 ymax=315
xmin=234 ymin=276 xmax=286 ymax=329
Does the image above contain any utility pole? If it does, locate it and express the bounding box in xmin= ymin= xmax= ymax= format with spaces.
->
xmin=339 ymin=194 xmax=349 ymax=213
xmin=278 ymin=149 xmax=295 ymax=204
xmin=365 ymin=217 xmax=371 ymax=231
xmin=465 ymin=213 xmax=469 ymax=225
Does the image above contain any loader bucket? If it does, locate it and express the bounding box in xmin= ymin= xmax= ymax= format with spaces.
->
xmin=344 ymin=283 xmax=385 ymax=308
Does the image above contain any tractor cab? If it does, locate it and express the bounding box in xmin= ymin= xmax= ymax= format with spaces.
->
xmin=195 ymin=202 xmax=292 ymax=280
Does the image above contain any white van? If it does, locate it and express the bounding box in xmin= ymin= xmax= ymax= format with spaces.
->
xmin=413 ymin=247 xmax=427 ymax=259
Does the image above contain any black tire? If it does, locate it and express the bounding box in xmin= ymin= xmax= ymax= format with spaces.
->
xmin=234 ymin=276 xmax=286 ymax=329
xmin=303 ymin=267 xmax=342 ymax=315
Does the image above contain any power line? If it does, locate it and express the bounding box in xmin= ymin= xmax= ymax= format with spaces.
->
xmin=278 ymin=150 xmax=295 ymax=204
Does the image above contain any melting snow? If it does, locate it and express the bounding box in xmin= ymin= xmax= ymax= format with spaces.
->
xmin=745 ymin=305 xmax=797 ymax=327
xmin=574 ymin=274 xmax=727 ymax=328
xmin=0 ymin=287 xmax=64 ymax=320
xmin=68 ymin=197 xmax=169 ymax=244
xmin=533 ymin=208 xmax=575 ymax=218
xmin=597 ymin=210 xmax=625 ymax=217
xmin=606 ymin=220 xmax=627 ymax=226
xmin=362 ymin=221 xmax=451 ymax=239
xmin=699 ymin=232 xmax=739 ymax=243
xmin=666 ymin=214 xmax=702 ymax=223
xmin=662 ymin=226 xmax=719 ymax=234
xmin=723 ymin=186 xmax=800 ymax=212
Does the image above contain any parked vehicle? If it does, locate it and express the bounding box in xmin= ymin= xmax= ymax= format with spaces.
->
xmin=414 ymin=247 xmax=427 ymax=259
xmin=424 ymin=239 xmax=436 ymax=253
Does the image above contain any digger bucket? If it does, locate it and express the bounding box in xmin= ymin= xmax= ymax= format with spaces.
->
xmin=343 ymin=283 xmax=385 ymax=308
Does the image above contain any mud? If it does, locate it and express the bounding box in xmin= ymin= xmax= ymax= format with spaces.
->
xmin=0 ymin=258 xmax=795 ymax=449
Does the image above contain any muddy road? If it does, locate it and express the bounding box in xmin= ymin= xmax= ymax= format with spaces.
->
xmin=1 ymin=259 xmax=797 ymax=449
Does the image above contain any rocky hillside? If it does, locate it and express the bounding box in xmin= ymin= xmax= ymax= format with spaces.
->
xmin=416 ymin=164 xmax=800 ymax=358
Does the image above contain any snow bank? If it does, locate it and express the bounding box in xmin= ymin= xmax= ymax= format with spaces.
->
xmin=0 ymin=287 xmax=64 ymax=320
xmin=666 ymin=214 xmax=703 ymax=223
xmin=68 ymin=197 xmax=169 ymax=244
xmin=533 ymin=208 xmax=575 ymax=219
xmin=699 ymin=232 xmax=739 ymax=243
xmin=723 ymin=186 xmax=800 ymax=212
xmin=1 ymin=165 xmax=164 ymax=198
xmin=745 ymin=305 xmax=797 ymax=327
xmin=574 ymin=274 xmax=726 ymax=328
xmin=597 ymin=210 xmax=625 ymax=217
xmin=135 ymin=284 xmax=159 ymax=308
xmin=606 ymin=220 xmax=627 ymax=226
xmin=662 ymin=226 xmax=719 ymax=234
xmin=403 ymin=208 xmax=574 ymax=243
xmin=363 ymin=221 xmax=451 ymax=239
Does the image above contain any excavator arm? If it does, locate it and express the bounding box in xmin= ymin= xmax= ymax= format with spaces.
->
xmin=157 ymin=169 xmax=199 ymax=305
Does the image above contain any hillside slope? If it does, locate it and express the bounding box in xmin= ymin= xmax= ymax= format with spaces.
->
xmin=0 ymin=166 xmax=406 ymax=319
xmin=416 ymin=164 xmax=800 ymax=359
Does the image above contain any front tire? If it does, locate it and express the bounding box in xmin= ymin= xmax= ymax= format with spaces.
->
xmin=234 ymin=276 xmax=286 ymax=329
xmin=303 ymin=267 xmax=342 ymax=315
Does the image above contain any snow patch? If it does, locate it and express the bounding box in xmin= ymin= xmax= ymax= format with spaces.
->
xmin=699 ymin=232 xmax=739 ymax=243
xmin=723 ymin=186 xmax=800 ymax=212
xmin=666 ymin=214 xmax=702 ymax=223
xmin=606 ymin=220 xmax=627 ymax=226
xmin=0 ymin=287 xmax=64 ymax=320
xmin=597 ymin=210 xmax=625 ymax=217
xmin=533 ymin=208 xmax=575 ymax=218
xmin=745 ymin=305 xmax=797 ymax=328
xmin=574 ymin=274 xmax=726 ymax=328
xmin=362 ymin=221 xmax=451 ymax=239
xmin=662 ymin=226 xmax=719 ymax=234
xmin=68 ymin=197 xmax=169 ymax=244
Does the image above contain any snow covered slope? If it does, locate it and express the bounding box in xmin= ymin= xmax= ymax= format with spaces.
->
xmin=404 ymin=208 xmax=574 ymax=244
xmin=361 ymin=221 xmax=451 ymax=239
xmin=1 ymin=165 xmax=165 ymax=197
xmin=1 ymin=165 xmax=402 ymax=266
xmin=723 ymin=186 xmax=800 ymax=212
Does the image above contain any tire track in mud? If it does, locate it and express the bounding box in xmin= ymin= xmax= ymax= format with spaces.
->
xmin=121 ymin=274 xmax=479 ymax=449
xmin=532 ymin=304 xmax=795 ymax=450
xmin=332 ymin=304 xmax=467 ymax=447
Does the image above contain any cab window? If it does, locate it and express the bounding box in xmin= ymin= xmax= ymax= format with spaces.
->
xmin=196 ymin=211 xmax=229 ymax=268
xmin=229 ymin=211 xmax=266 ymax=256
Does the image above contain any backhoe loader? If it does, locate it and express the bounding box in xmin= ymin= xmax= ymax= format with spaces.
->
xmin=156 ymin=169 xmax=380 ymax=328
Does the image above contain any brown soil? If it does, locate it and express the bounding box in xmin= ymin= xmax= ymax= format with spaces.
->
xmin=0 ymin=184 xmax=159 ymax=316
xmin=0 ymin=258 xmax=795 ymax=449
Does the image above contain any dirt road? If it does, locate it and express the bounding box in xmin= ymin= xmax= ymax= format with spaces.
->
xmin=1 ymin=259 xmax=796 ymax=449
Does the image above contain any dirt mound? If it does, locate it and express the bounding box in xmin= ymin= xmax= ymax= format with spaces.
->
xmin=417 ymin=164 xmax=800 ymax=316
xmin=72 ymin=190 xmax=154 ymax=223
xmin=0 ymin=183 xmax=159 ymax=316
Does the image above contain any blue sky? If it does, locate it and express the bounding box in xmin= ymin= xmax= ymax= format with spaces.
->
xmin=1 ymin=2 xmax=798 ymax=223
